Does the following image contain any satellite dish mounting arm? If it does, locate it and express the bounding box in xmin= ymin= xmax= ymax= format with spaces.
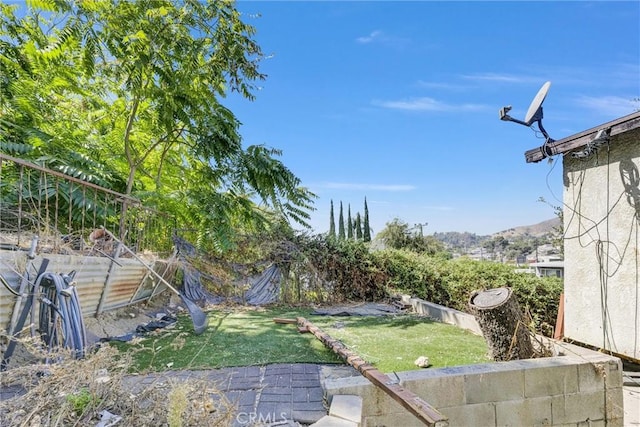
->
xmin=499 ymin=81 xmax=555 ymax=146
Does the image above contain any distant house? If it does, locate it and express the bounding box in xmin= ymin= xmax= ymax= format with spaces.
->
xmin=528 ymin=260 xmax=564 ymax=278
xmin=525 ymin=110 xmax=640 ymax=362
xmin=524 ymin=243 xmax=562 ymax=263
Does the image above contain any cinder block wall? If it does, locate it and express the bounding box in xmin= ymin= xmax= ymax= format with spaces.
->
xmin=324 ymin=326 xmax=624 ymax=426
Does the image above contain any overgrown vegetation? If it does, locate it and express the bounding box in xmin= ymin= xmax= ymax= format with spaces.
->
xmin=231 ymin=232 xmax=563 ymax=334
xmin=0 ymin=341 xmax=236 ymax=426
xmin=0 ymin=0 xmax=315 ymax=254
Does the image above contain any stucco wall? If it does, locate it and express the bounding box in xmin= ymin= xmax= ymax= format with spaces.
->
xmin=562 ymin=127 xmax=640 ymax=360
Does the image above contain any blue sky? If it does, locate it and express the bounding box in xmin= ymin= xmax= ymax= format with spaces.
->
xmin=224 ymin=1 xmax=639 ymax=237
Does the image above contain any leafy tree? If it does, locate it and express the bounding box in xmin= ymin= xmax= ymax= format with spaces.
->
xmin=338 ymin=201 xmax=345 ymax=240
xmin=0 ymin=0 xmax=315 ymax=252
xmin=347 ymin=205 xmax=353 ymax=239
xmin=377 ymin=218 xmax=446 ymax=255
xmin=363 ymin=197 xmax=371 ymax=242
xmin=377 ymin=218 xmax=410 ymax=250
xmin=329 ymin=199 xmax=336 ymax=239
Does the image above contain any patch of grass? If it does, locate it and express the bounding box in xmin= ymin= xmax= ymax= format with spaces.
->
xmin=110 ymin=306 xmax=343 ymax=372
xmin=111 ymin=306 xmax=490 ymax=373
xmin=308 ymin=314 xmax=490 ymax=372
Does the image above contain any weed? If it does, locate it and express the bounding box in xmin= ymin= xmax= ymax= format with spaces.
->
xmin=66 ymin=387 xmax=98 ymax=415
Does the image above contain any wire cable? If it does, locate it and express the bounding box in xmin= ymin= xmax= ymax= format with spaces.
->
xmin=37 ymin=271 xmax=87 ymax=360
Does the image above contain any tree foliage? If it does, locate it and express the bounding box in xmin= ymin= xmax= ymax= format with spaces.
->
xmin=0 ymin=0 xmax=315 ymax=252
xmin=328 ymin=199 xmax=336 ymax=239
xmin=363 ymin=197 xmax=371 ymax=242
xmin=355 ymin=213 xmax=363 ymax=240
xmin=338 ymin=201 xmax=345 ymax=240
xmin=376 ymin=218 xmax=446 ymax=256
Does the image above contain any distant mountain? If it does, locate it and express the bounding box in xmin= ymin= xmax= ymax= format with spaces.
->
xmin=492 ymin=217 xmax=561 ymax=239
xmin=433 ymin=217 xmax=561 ymax=254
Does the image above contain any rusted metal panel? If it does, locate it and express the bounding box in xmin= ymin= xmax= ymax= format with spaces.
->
xmin=89 ymin=260 xmax=149 ymax=312
xmin=0 ymin=250 xmax=168 ymax=333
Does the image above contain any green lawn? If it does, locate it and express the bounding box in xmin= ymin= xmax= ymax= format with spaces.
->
xmin=109 ymin=306 xmax=490 ymax=373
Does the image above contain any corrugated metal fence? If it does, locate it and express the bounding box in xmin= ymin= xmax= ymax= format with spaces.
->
xmin=0 ymin=251 xmax=171 ymax=333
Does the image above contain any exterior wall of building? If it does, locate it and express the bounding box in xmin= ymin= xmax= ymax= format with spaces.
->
xmin=562 ymin=127 xmax=640 ymax=360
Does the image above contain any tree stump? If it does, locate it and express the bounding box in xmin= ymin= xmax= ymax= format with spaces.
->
xmin=469 ymin=287 xmax=534 ymax=361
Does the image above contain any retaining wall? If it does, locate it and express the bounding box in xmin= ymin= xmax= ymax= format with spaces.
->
xmin=324 ymin=297 xmax=624 ymax=427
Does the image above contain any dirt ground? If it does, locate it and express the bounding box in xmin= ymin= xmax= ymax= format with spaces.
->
xmin=83 ymin=291 xmax=184 ymax=345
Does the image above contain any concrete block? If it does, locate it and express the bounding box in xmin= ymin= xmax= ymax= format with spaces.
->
xmin=576 ymin=420 xmax=605 ymax=427
xmin=577 ymin=363 xmax=606 ymax=393
xmin=408 ymin=297 xmax=482 ymax=335
xmin=399 ymin=370 xmax=465 ymax=408
xmin=324 ymin=378 xmax=404 ymax=417
xmin=577 ymin=359 xmax=623 ymax=391
xmin=495 ymin=396 xmax=552 ymax=426
xmin=363 ymin=412 xmax=425 ymax=427
xmin=329 ymin=395 xmax=362 ymax=424
xmin=363 ymin=387 xmax=406 ymax=417
xmin=439 ymin=402 xmax=496 ymax=427
xmin=464 ymin=368 xmax=525 ymax=404
xmin=551 ymin=392 xmax=605 ymax=424
xmin=604 ymin=360 xmax=623 ymax=389
xmin=604 ymin=387 xmax=624 ymax=422
xmin=524 ymin=364 xmax=578 ymax=398
xmin=310 ymin=415 xmax=358 ymax=427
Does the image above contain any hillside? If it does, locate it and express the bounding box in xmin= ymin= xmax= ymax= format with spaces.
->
xmin=492 ymin=217 xmax=561 ymax=239
xmin=433 ymin=217 xmax=562 ymax=258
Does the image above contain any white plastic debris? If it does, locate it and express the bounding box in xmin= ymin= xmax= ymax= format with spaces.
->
xmin=95 ymin=410 xmax=122 ymax=427
xmin=414 ymin=356 xmax=430 ymax=368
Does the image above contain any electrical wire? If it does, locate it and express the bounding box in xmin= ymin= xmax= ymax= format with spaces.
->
xmin=546 ymin=140 xmax=639 ymax=356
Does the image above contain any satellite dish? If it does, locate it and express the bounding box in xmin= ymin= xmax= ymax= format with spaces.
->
xmin=524 ymin=81 xmax=551 ymax=125
xmin=499 ymin=81 xmax=554 ymax=144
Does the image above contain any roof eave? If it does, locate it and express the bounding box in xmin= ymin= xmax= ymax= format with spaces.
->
xmin=524 ymin=111 xmax=640 ymax=163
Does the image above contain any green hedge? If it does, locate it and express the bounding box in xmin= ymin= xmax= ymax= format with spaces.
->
xmin=294 ymin=237 xmax=563 ymax=333
xmin=372 ymin=250 xmax=563 ymax=331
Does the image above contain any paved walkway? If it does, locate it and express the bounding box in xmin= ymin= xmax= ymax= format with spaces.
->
xmin=1 ymin=363 xmax=359 ymax=427
xmin=125 ymin=363 xmax=358 ymax=426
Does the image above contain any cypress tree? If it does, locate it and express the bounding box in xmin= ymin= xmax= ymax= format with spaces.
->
xmin=355 ymin=213 xmax=363 ymax=240
xmin=329 ymin=200 xmax=336 ymax=239
xmin=363 ymin=197 xmax=371 ymax=242
xmin=347 ymin=204 xmax=353 ymax=239
xmin=338 ymin=201 xmax=345 ymax=240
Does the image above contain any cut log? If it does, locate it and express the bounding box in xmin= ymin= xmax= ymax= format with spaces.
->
xmin=469 ymin=287 xmax=534 ymax=361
